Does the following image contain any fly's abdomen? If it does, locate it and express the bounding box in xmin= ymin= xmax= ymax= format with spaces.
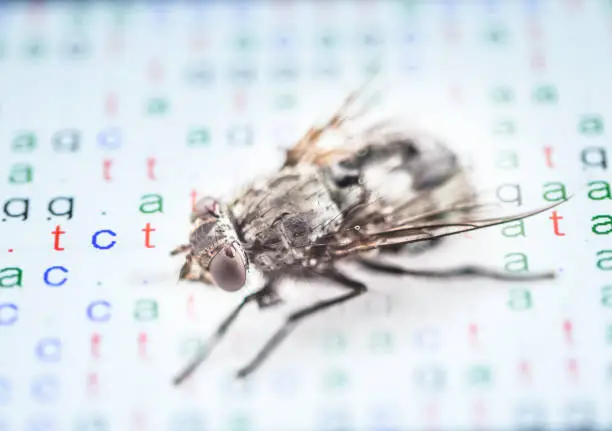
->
xmin=324 ymin=135 xmax=474 ymax=224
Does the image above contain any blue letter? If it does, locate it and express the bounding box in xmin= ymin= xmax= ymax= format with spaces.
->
xmin=413 ymin=327 xmax=439 ymax=350
xmin=44 ymin=266 xmax=68 ymax=287
xmin=36 ymin=338 xmax=62 ymax=362
xmin=0 ymin=303 xmax=18 ymax=325
xmin=25 ymin=416 xmax=57 ymax=431
xmin=92 ymin=230 xmax=117 ymax=250
xmin=0 ymin=376 xmax=11 ymax=405
xmin=30 ymin=375 xmax=59 ymax=403
xmin=87 ymin=301 xmax=111 ymax=322
xmin=97 ymin=127 xmax=122 ymax=149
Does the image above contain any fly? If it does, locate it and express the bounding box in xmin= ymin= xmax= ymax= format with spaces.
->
xmin=170 ymin=80 xmax=569 ymax=385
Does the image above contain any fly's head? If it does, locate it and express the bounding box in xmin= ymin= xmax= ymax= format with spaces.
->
xmin=188 ymin=197 xmax=249 ymax=292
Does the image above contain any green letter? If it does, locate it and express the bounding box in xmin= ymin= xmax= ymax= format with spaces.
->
xmin=507 ymin=288 xmax=532 ymax=311
xmin=139 ymin=194 xmax=163 ymax=214
xmin=134 ymin=299 xmax=158 ymax=321
xmin=587 ymin=181 xmax=611 ymax=201
xmin=501 ymin=220 xmax=525 ymax=238
xmin=187 ymin=128 xmax=211 ymax=147
xmin=324 ymin=369 xmax=349 ymax=389
xmin=493 ymin=120 xmax=515 ymax=135
xmin=491 ymin=86 xmax=514 ymax=104
xmin=323 ymin=332 xmax=347 ymax=353
xmin=601 ymin=286 xmax=612 ymax=307
xmin=468 ymin=365 xmax=492 ymax=386
xmin=542 ymin=182 xmax=567 ymax=202
xmin=533 ymin=85 xmax=557 ymax=104
xmin=592 ymin=215 xmax=612 ymax=235
xmin=147 ymin=98 xmax=169 ymax=115
xmin=579 ymin=115 xmax=604 ymax=136
xmin=12 ymin=132 xmax=37 ymax=152
xmin=369 ymin=331 xmax=393 ymax=353
xmin=504 ymin=253 xmax=529 ymax=273
xmin=496 ymin=150 xmax=519 ymax=169
xmin=0 ymin=267 xmax=23 ymax=288
xmin=596 ymin=250 xmax=612 ymax=271
xmin=8 ymin=164 xmax=33 ymax=184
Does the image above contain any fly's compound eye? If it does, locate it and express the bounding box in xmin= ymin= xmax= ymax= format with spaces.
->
xmin=194 ymin=197 xmax=220 ymax=219
xmin=209 ymin=244 xmax=247 ymax=292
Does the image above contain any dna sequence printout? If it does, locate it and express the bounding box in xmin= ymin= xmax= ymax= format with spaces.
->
xmin=0 ymin=1 xmax=611 ymax=430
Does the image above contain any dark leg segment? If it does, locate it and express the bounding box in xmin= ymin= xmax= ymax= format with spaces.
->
xmin=235 ymin=268 xmax=367 ymax=379
xmin=357 ymin=257 xmax=556 ymax=281
xmin=170 ymin=244 xmax=191 ymax=256
xmin=172 ymin=278 xmax=279 ymax=386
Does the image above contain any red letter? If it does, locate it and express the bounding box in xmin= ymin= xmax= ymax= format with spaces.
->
xmin=52 ymin=225 xmax=66 ymax=251
xmin=91 ymin=333 xmax=101 ymax=358
xmin=103 ymin=159 xmax=113 ymax=182
xmin=187 ymin=294 xmax=195 ymax=319
xmin=234 ymin=91 xmax=246 ymax=111
xmin=549 ymin=210 xmax=566 ymax=236
xmin=191 ymin=189 xmax=198 ymax=212
xmin=105 ymin=93 xmax=117 ymax=117
xmin=563 ymin=320 xmax=573 ymax=346
xmin=148 ymin=60 xmax=163 ymax=83
xmin=423 ymin=402 xmax=438 ymax=423
xmin=531 ymin=50 xmax=546 ymax=71
xmin=138 ymin=332 xmax=148 ymax=359
xmin=131 ymin=410 xmax=147 ymax=430
xmin=87 ymin=373 xmax=98 ymax=396
xmin=566 ymin=358 xmax=578 ymax=383
xmin=518 ymin=360 xmax=531 ymax=384
xmin=147 ymin=157 xmax=156 ymax=180
xmin=450 ymin=84 xmax=461 ymax=104
xmin=468 ymin=323 xmax=479 ymax=348
xmin=472 ymin=400 xmax=487 ymax=424
xmin=543 ymin=146 xmax=554 ymax=168
xmin=142 ymin=222 xmax=156 ymax=248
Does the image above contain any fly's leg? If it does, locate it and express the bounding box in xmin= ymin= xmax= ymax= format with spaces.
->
xmin=175 ymin=252 xmax=212 ymax=284
xmin=172 ymin=245 xmax=199 ymax=282
xmin=170 ymin=244 xmax=191 ymax=256
xmin=357 ymin=257 xmax=556 ymax=281
xmin=172 ymin=278 xmax=280 ymax=386
xmin=235 ymin=268 xmax=367 ymax=379
xmin=184 ymin=270 xmax=215 ymax=285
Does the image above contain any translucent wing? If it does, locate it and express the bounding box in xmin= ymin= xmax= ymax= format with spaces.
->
xmin=324 ymin=197 xmax=568 ymax=259
xmin=282 ymin=79 xmax=571 ymax=259
xmin=280 ymin=77 xmax=380 ymax=169
xmin=303 ymin=130 xmax=571 ymax=258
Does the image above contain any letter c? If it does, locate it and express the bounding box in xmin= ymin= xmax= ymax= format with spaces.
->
xmin=87 ymin=301 xmax=111 ymax=322
xmin=92 ymin=230 xmax=117 ymax=250
xmin=0 ymin=304 xmax=18 ymax=326
xmin=36 ymin=338 xmax=62 ymax=362
xmin=44 ymin=266 xmax=68 ymax=287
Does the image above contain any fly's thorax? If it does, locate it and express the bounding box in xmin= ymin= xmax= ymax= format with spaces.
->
xmin=232 ymin=167 xmax=345 ymax=273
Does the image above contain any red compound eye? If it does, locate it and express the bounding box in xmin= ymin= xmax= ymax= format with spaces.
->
xmin=209 ymin=244 xmax=247 ymax=292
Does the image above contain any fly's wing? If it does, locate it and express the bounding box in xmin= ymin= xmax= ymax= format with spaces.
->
xmin=324 ymin=193 xmax=569 ymax=259
xmin=281 ymin=77 xmax=380 ymax=170
xmin=308 ymin=132 xmax=570 ymax=258
xmin=284 ymin=80 xmax=571 ymax=258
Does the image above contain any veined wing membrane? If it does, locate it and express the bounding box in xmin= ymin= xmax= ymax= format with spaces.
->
xmin=329 ymin=199 xmax=568 ymax=258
